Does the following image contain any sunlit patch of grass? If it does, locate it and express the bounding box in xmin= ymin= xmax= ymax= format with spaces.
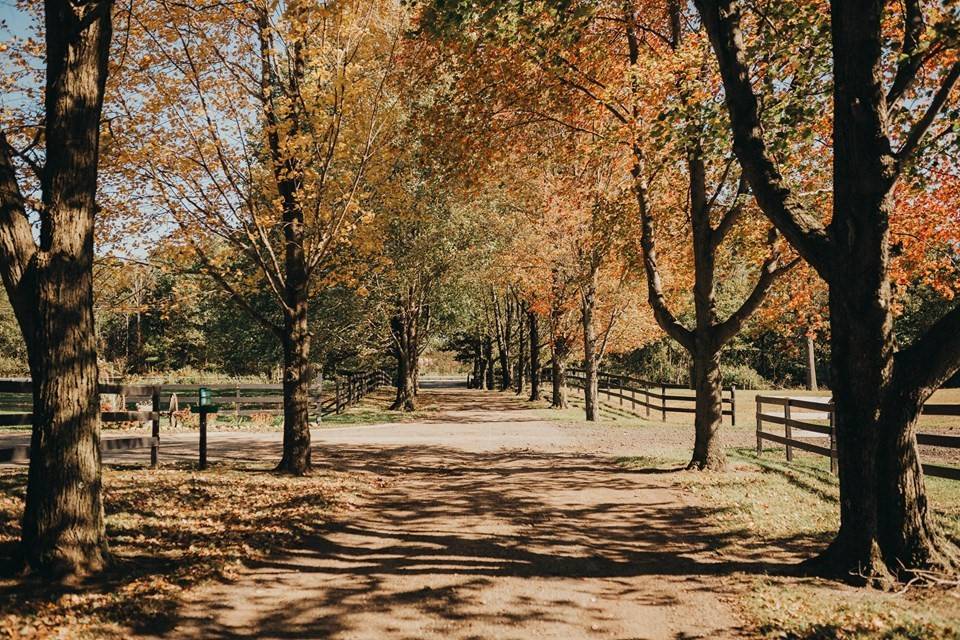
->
xmin=319 ymin=407 xmax=417 ymax=426
xmin=745 ymin=581 xmax=960 ymax=640
xmin=0 ymin=463 xmax=364 ymax=638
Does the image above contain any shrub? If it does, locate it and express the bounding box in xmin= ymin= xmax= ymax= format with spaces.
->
xmin=720 ymin=364 xmax=772 ymax=390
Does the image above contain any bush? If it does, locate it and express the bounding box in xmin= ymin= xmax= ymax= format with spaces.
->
xmin=720 ymin=364 xmax=772 ymax=390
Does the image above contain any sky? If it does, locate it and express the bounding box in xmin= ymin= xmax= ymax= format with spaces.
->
xmin=0 ymin=1 xmax=31 ymax=41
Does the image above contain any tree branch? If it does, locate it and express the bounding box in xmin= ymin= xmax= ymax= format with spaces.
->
xmin=893 ymin=303 xmax=960 ymax=402
xmin=712 ymin=232 xmax=798 ymax=347
xmin=693 ymin=0 xmax=832 ymax=275
xmin=0 ymin=133 xmax=39 ymax=316
xmin=896 ymin=62 xmax=960 ymax=167
xmin=711 ymin=174 xmax=749 ymax=250
xmin=887 ymin=0 xmax=925 ymax=107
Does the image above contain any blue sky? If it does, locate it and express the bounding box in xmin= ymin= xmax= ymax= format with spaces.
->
xmin=0 ymin=2 xmax=31 ymax=38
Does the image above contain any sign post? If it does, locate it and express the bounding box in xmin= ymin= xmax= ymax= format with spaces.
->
xmin=191 ymin=387 xmax=219 ymax=470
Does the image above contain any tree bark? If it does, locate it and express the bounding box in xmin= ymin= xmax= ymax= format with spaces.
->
xmin=475 ymin=350 xmax=488 ymax=390
xmin=391 ymin=352 xmax=416 ymax=411
xmin=689 ymin=347 xmax=725 ymax=470
xmin=0 ymin=0 xmax=115 ymax=579
xmin=277 ymin=296 xmax=312 ymax=475
xmin=806 ymin=334 xmax=818 ymax=391
xmin=483 ymin=336 xmax=495 ymax=390
xmin=581 ymin=268 xmax=599 ymax=422
xmin=551 ymin=347 xmax=568 ymax=409
xmin=493 ymin=293 xmax=514 ymax=391
xmin=529 ymin=311 xmax=541 ymax=401
xmin=390 ymin=304 xmax=418 ymax=412
xmin=515 ymin=306 xmax=526 ymax=395
xmin=470 ymin=350 xmax=482 ymax=389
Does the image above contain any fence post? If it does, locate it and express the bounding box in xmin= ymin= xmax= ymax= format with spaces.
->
xmin=335 ymin=377 xmax=342 ymax=414
xmin=199 ymin=410 xmax=208 ymax=470
xmin=784 ymin=399 xmax=793 ymax=462
xmin=235 ymin=383 xmax=240 ymax=425
xmin=618 ymin=376 xmax=623 ymax=407
xmin=755 ymin=396 xmax=762 ymax=455
xmin=150 ymin=385 xmax=161 ymax=469
xmin=829 ymin=402 xmax=837 ymax=474
xmin=631 ymin=385 xmax=636 ymax=412
xmin=731 ymin=385 xmax=737 ymax=427
xmin=645 ymin=387 xmax=650 ymax=417
xmin=661 ymin=384 xmax=667 ymax=421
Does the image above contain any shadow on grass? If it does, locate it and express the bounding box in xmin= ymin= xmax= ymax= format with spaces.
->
xmin=731 ymin=449 xmax=840 ymax=505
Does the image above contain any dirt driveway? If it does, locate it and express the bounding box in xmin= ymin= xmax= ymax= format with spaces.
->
xmin=139 ymin=386 xmax=747 ymax=639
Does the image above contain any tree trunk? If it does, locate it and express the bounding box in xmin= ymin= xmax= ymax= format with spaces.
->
xmin=484 ymin=336 xmax=495 ymax=390
xmin=688 ymin=347 xmax=725 ymax=470
xmin=694 ymin=0 xmax=960 ymax=581
xmin=471 ymin=353 xmax=482 ymax=389
xmin=515 ymin=309 xmax=526 ymax=395
xmin=497 ymin=338 xmax=511 ymax=391
xmin=390 ymin=310 xmax=417 ymax=411
xmin=476 ymin=354 xmax=487 ymax=390
xmin=805 ymin=2 xmax=949 ymax=581
xmin=0 ymin=0 xmax=115 ymax=579
xmin=529 ymin=311 xmax=541 ymax=401
xmin=392 ymin=352 xmax=416 ymax=411
xmin=20 ymin=260 xmax=107 ymax=577
xmin=581 ymin=263 xmax=599 ymax=421
xmin=806 ymin=333 xmax=818 ymax=391
xmin=551 ymin=349 xmax=568 ymax=409
xmin=276 ymin=296 xmax=312 ymax=475
xmin=493 ymin=293 xmax=514 ymax=390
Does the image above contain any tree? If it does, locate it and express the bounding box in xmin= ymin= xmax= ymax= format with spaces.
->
xmin=694 ymin=0 xmax=960 ymax=580
xmin=114 ymin=0 xmax=402 ymax=474
xmin=418 ymin=0 xmax=792 ymax=444
xmin=622 ymin=0 xmax=799 ymax=468
xmin=0 ymin=0 xmax=113 ymax=577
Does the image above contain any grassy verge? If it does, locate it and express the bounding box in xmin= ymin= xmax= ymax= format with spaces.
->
xmin=620 ymin=448 xmax=960 ymax=639
xmin=0 ymin=462 xmax=363 ymax=639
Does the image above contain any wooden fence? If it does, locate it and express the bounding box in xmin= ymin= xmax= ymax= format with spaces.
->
xmin=551 ymin=367 xmax=737 ymax=424
xmin=756 ymin=395 xmax=960 ymax=481
xmin=0 ymin=369 xmax=390 ymax=466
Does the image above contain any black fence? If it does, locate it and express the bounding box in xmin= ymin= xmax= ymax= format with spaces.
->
xmin=0 ymin=369 xmax=391 ymax=466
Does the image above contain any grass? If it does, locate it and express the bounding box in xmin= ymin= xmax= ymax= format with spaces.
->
xmin=619 ymin=448 xmax=960 ymax=639
xmin=0 ymin=461 xmax=364 ymax=639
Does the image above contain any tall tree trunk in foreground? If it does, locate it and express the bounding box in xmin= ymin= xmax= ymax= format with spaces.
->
xmin=529 ymin=311 xmax=541 ymax=401
xmin=0 ymin=0 xmax=114 ymax=578
xmin=695 ymin=0 xmax=960 ymax=580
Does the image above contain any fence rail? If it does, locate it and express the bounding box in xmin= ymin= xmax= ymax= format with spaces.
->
xmin=756 ymin=395 xmax=960 ymax=481
xmin=560 ymin=367 xmax=736 ymax=424
xmin=0 ymin=369 xmax=391 ymax=468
